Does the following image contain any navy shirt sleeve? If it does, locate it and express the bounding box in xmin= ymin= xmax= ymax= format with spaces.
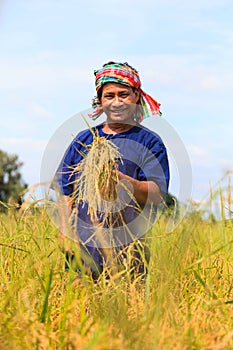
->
xmin=55 ymin=135 xmax=86 ymax=196
xmin=60 ymin=141 xmax=78 ymax=196
xmin=138 ymin=137 xmax=170 ymax=195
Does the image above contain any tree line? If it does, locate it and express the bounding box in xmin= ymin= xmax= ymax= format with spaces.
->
xmin=0 ymin=149 xmax=27 ymax=211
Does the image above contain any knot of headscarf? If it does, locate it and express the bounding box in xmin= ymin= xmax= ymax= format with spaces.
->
xmin=89 ymin=62 xmax=162 ymax=123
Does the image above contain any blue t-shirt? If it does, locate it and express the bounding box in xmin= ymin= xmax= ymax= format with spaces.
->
xmin=56 ymin=123 xmax=169 ymax=261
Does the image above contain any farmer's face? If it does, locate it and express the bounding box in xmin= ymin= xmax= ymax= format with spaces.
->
xmin=100 ymin=83 xmax=140 ymax=124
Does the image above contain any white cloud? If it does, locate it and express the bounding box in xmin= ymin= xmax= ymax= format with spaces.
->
xmin=188 ymin=145 xmax=208 ymax=158
xmin=0 ymin=55 xmax=92 ymax=90
xmin=1 ymin=137 xmax=47 ymax=153
xmin=30 ymin=103 xmax=54 ymax=121
xmin=200 ymin=74 xmax=233 ymax=91
xmin=186 ymin=143 xmax=233 ymax=176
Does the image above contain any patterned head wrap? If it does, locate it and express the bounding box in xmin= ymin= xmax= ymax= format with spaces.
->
xmin=89 ymin=62 xmax=162 ymax=123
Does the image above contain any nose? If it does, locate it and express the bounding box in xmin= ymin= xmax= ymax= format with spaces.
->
xmin=112 ymin=95 xmax=123 ymax=106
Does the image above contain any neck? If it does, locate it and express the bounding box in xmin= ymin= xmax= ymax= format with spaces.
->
xmin=102 ymin=121 xmax=136 ymax=135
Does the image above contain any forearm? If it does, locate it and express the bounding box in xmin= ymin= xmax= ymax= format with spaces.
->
xmin=118 ymin=172 xmax=163 ymax=205
xmin=58 ymin=195 xmax=73 ymax=235
xmin=58 ymin=195 xmax=74 ymax=252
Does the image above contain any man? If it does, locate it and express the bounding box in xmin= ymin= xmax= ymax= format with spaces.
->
xmin=56 ymin=61 xmax=170 ymax=279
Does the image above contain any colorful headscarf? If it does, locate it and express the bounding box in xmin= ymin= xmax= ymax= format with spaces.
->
xmin=89 ymin=62 xmax=162 ymax=123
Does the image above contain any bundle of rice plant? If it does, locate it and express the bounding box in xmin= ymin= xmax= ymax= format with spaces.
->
xmin=71 ymin=130 xmax=124 ymax=224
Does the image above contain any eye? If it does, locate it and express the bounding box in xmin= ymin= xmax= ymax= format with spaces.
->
xmin=120 ymin=93 xmax=129 ymax=98
xmin=103 ymin=94 xmax=114 ymax=99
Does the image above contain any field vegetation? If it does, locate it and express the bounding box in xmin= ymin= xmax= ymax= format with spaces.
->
xmin=1 ymin=200 xmax=233 ymax=349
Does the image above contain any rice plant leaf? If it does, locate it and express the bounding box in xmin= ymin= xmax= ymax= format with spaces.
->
xmin=0 ymin=242 xmax=29 ymax=253
xmin=40 ymin=268 xmax=53 ymax=323
xmin=186 ymin=240 xmax=233 ymax=270
xmin=193 ymin=270 xmax=206 ymax=288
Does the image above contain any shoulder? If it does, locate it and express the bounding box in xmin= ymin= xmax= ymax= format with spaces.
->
xmin=132 ymin=124 xmax=165 ymax=148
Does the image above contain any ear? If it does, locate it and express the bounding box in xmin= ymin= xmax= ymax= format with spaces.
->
xmin=134 ymin=89 xmax=140 ymax=103
xmin=97 ymin=87 xmax=103 ymax=105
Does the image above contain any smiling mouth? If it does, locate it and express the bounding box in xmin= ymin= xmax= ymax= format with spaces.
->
xmin=111 ymin=109 xmax=127 ymax=114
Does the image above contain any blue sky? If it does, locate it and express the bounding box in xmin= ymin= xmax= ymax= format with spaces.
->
xmin=0 ymin=0 xmax=233 ymax=203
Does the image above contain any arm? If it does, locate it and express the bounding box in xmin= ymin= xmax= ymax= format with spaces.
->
xmin=55 ymin=138 xmax=80 ymax=251
xmin=58 ymin=195 xmax=73 ymax=235
xmin=57 ymin=194 xmax=75 ymax=253
xmin=118 ymin=171 xmax=163 ymax=206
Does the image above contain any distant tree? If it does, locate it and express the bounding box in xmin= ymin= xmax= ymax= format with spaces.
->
xmin=162 ymin=193 xmax=179 ymax=218
xmin=0 ymin=149 xmax=27 ymax=210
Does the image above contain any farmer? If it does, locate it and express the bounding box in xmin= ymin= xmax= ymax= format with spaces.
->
xmin=56 ymin=61 xmax=170 ymax=280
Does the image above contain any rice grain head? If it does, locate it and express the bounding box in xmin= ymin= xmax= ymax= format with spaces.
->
xmin=71 ymin=131 xmax=124 ymax=223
